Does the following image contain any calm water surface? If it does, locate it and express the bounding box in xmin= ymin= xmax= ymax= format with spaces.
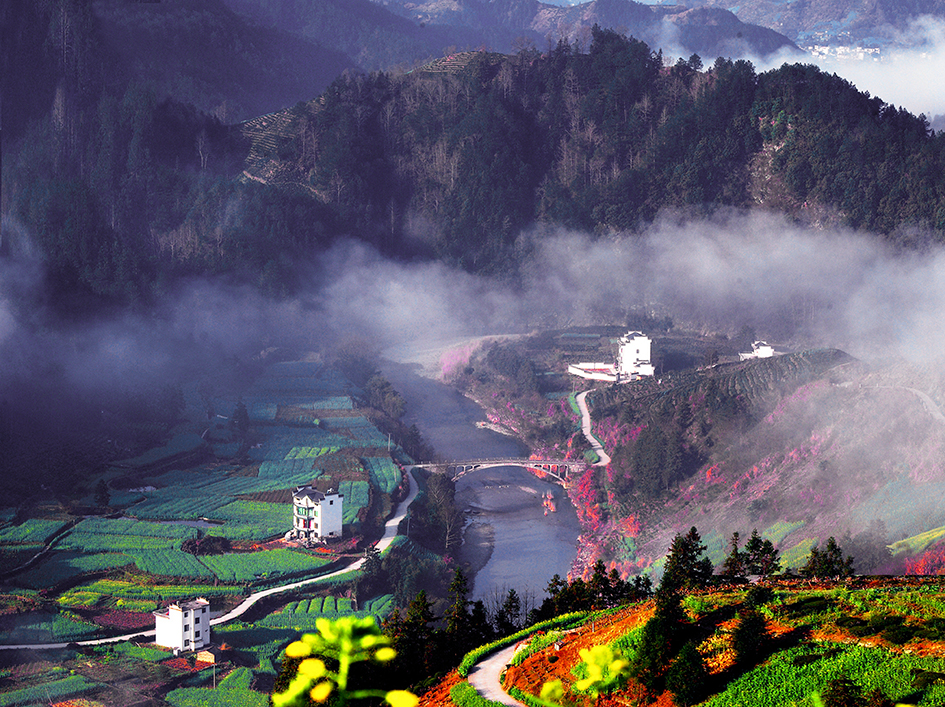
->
xmin=380 ymin=359 xmax=581 ymax=602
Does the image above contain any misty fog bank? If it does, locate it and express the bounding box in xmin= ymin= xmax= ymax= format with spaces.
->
xmin=5 ymin=209 xmax=945 ymax=405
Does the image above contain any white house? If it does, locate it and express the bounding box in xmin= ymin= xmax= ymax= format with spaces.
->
xmin=568 ymin=331 xmax=655 ymax=382
xmin=153 ymin=598 xmax=210 ymax=652
xmin=291 ymin=486 xmax=344 ymax=541
xmin=739 ymin=340 xmax=776 ymax=361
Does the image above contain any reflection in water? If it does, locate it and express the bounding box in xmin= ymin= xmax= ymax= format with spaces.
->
xmin=380 ymin=360 xmax=581 ymax=602
xmin=455 ymin=466 xmax=579 ymax=604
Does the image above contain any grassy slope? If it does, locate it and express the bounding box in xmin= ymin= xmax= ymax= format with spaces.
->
xmin=425 ymin=579 xmax=945 ymax=707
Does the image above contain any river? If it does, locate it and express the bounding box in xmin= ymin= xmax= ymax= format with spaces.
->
xmin=380 ymin=352 xmax=581 ymax=605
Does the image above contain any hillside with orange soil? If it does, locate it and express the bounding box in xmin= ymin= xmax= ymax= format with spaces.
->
xmin=424 ymin=579 xmax=945 ymax=707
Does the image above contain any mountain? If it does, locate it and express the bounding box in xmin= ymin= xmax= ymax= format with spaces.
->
xmin=682 ymin=0 xmax=945 ymax=48
xmin=218 ymin=0 xmax=483 ymax=72
xmin=90 ymin=0 xmax=355 ymax=121
xmin=374 ymin=0 xmax=801 ymax=59
xmin=233 ymin=41 xmax=945 ymax=278
xmin=529 ymin=0 xmax=800 ymax=57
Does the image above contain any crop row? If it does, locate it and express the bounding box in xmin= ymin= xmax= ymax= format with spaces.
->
xmin=198 ymin=549 xmax=331 ymax=582
xmin=364 ymin=457 xmax=400 ymax=494
xmin=338 ymin=481 xmax=370 ymax=523
xmin=164 ymin=685 xmax=268 ymax=707
xmin=258 ymin=459 xmax=321 ymax=479
xmin=77 ymin=579 xmax=241 ymax=600
xmin=702 ymin=642 xmax=945 ymax=706
xmin=0 ymin=675 xmax=99 ymax=707
xmin=284 ymin=446 xmax=340 ymax=460
xmin=0 ymin=518 xmax=69 ymax=544
xmin=127 ymin=549 xmax=215 ymax=578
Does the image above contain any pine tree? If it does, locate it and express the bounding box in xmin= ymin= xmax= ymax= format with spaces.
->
xmin=801 ymin=537 xmax=854 ymax=578
xmin=721 ymin=531 xmax=746 ymax=579
xmin=665 ymin=642 xmax=708 ymax=707
xmin=732 ymin=608 xmax=768 ymax=667
xmin=444 ymin=569 xmax=471 ymax=662
xmin=663 ymin=526 xmax=713 ymax=590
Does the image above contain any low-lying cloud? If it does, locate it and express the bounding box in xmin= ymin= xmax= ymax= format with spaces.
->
xmin=3 ymin=209 xmax=945 ymax=414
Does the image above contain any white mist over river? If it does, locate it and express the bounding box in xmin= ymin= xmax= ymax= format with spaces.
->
xmin=380 ymin=355 xmax=581 ymax=604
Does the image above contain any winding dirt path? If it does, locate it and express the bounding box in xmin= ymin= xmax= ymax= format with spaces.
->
xmin=467 ymin=643 xmax=528 ymax=707
xmin=575 ymin=390 xmax=610 ymax=467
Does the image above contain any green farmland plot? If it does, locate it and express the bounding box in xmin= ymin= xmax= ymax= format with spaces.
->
xmin=0 ymin=674 xmax=100 ymax=707
xmin=257 ymin=594 xmax=394 ymax=630
xmin=126 ymin=549 xmax=214 ymax=578
xmin=0 ymin=518 xmax=69 ymax=544
xmin=13 ymin=551 xmax=136 ymax=589
xmin=0 ymin=611 xmax=100 ymax=644
xmin=198 ymin=549 xmax=331 ymax=582
xmin=703 ymin=642 xmax=945 ymax=706
xmin=338 ymin=480 xmax=370 ymax=524
xmin=364 ymin=457 xmax=400 ymax=494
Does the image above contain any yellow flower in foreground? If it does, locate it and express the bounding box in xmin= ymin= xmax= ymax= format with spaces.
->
xmin=285 ymin=641 xmax=313 ymax=658
xmin=385 ymin=689 xmax=419 ymax=707
xmin=310 ymin=682 xmax=333 ymax=703
xmin=375 ymin=647 xmax=397 ymax=662
xmin=540 ymin=679 xmax=565 ymax=703
xmin=299 ymin=659 xmax=326 ymax=679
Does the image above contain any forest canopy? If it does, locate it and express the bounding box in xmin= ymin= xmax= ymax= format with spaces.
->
xmin=5 ymin=15 xmax=945 ymax=311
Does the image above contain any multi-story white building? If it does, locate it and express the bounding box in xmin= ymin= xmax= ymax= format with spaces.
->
xmin=568 ymin=330 xmax=655 ymax=382
xmin=292 ymin=486 xmax=344 ymax=541
xmin=153 ymin=598 xmax=210 ymax=652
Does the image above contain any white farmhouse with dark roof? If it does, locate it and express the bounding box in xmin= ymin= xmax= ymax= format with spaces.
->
xmin=739 ymin=340 xmax=776 ymax=361
xmin=153 ymin=598 xmax=210 ymax=652
xmin=292 ymin=485 xmax=343 ymax=541
xmin=568 ymin=330 xmax=655 ymax=382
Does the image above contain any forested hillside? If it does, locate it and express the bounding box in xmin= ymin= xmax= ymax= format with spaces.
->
xmin=6 ymin=17 xmax=945 ymax=310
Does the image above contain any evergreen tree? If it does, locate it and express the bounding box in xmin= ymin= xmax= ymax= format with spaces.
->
xmin=721 ymin=531 xmax=746 ymax=579
xmin=444 ymin=569 xmax=472 ymax=662
xmin=663 ymin=527 xmax=713 ymax=590
xmin=732 ymin=608 xmax=768 ymax=667
xmin=801 ymin=537 xmax=854 ymax=578
xmin=494 ymin=588 xmax=522 ymax=636
xmin=665 ymin=642 xmax=708 ymax=707
xmin=743 ymin=529 xmax=780 ymax=576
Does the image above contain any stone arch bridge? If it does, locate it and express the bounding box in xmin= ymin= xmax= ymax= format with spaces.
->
xmin=408 ymin=458 xmax=586 ymax=482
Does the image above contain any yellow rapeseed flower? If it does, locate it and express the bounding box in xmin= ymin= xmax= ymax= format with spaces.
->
xmin=385 ymin=689 xmax=419 ymax=707
xmin=310 ymin=682 xmax=333 ymax=702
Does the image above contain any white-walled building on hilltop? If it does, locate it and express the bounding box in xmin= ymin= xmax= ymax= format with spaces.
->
xmin=739 ymin=340 xmax=776 ymax=361
xmin=154 ymin=598 xmax=210 ymax=652
xmin=291 ymin=486 xmax=343 ymax=541
xmin=568 ymin=331 xmax=655 ymax=382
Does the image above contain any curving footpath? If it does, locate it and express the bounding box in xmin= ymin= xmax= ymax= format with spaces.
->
xmin=575 ymin=390 xmax=611 ymax=467
xmin=467 ymin=642 xmax=528 ymax=707
xmin=0 ymin=470 xmax=419 ymax=651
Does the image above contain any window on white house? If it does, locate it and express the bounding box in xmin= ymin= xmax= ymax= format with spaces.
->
xmin=196 ymin=630 xmax=201 ymax=638
xmin=184 ymin=625 xmax=189 ymax=631
xmin=185 ymin=639 xmax=190 ymax=646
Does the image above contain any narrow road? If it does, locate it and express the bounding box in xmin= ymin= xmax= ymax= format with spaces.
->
xmin=467 ymin=642 xmax=528 ymax=707
xmin=0 ymin=470 xmax=419 ymax=651
xmin=575 ymin=390 xmax=610 ymax=467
